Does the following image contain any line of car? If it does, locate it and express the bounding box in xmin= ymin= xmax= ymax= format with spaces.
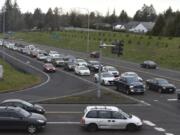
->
xmin=2 ymin=41 xmax=178 ymax=96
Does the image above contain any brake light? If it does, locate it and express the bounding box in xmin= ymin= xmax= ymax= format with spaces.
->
xmin=80 ymin=117 xmax=85 ymax=125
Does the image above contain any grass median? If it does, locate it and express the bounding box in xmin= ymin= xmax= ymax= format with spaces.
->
xmin=38 ymin=89 xmax=138 ymax=104
xmin=0 ymin=59 xmax=41 ymax=92
xmin=14 ymin=31 xmax=180 ymax=70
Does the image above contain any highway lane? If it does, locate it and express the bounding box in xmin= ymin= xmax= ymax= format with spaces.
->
xmin=0 ymin=48 xmax=96 ymax=102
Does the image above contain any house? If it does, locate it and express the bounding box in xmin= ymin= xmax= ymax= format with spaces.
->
xmin=129 ymin=22 xmax=155 ymax=33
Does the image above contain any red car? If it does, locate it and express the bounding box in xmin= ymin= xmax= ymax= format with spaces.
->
xmin=90 ymin=51 xmax=100 ymax=58
xmin=43 ymin=63 xmax=56 ymax=72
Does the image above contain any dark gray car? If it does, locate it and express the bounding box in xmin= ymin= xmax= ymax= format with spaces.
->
xmin=0 ymin=106 xmax=47 ymax=133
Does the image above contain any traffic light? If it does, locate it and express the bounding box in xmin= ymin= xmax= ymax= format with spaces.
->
xmin=111 ymin=40 xmax=124 ymax=56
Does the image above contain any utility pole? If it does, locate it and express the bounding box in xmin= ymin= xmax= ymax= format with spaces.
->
xmin=97 ymin=41 xmax=117 ymax=98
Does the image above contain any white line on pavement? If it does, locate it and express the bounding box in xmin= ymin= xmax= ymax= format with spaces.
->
xmin=154 ymin=127 xmax=166 ymax=132
xmin=143 ymin=120 xmax=156 ymax=127
xmin=165 ymin=133 xmax=174 ymax=135
xmin=47 ymin=122 xmax=80 ymax=125
xmin=167 ymin=99 xmax=177 ymax=101
xmin=46 ymin=111 xmax=82 ymax=114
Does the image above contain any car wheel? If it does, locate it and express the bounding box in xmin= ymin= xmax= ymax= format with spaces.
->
xmin=146 ymin=85 xmax=150 ymax=90
xmin=27 ymin=125 xmax=37 ymax=134
xmin=126 ymin=124 xmax=137 ymax=131
xmin=87 ymin=124 xmax=98 ymax=132
xmin=158 ymin=88 xmax=162 ymax=93
xmin=126 ymin=90 xmax=130 ymax=95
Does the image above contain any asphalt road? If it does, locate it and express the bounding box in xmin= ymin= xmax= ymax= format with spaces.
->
xmin=0 ymin=43 xmax=180 ymax=135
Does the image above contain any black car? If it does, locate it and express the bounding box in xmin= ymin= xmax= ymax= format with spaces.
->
xmin=114 ymin=76 xmax=145 ymax=95
xmin=64 ymin=61 xmax=75 ymax=71
xmin=0 ymin=99 xmax=45 ymax=114
xmin=146 ymin=78 xmax=176 ymax=93
xmin=89 ymin=51 xmax=100 ymax=58
xmin=87 ymin=60 xmax=103 ymax=72
xmin=140 ymin=60 xmax=157 ymax=69
xmin=0 ymin=106 xmax=47 ymax=133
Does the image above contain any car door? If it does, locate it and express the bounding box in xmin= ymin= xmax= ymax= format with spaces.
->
xmin=97 ymin=110 xmax=112 ymax=129
xmin=0 ymin=111 xmax=11 ymax=130
xmin=111 ymin=111 xmax=128 ymax=129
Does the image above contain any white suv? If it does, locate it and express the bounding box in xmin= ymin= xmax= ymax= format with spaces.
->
xmin=80 ymin=106 xmax=142 ymax=132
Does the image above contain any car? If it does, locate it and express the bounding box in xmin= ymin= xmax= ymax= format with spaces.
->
xmin=114 ymin=76 xmax=145 ymax=95
xmin=146 ymin=78 xmax=176 ymax=93
xmin=64 ymin=61 xmax=76 ymax=71
xmin=94 ymin=72 xmax=116 ymax=85
xmin=102 ymin=66 xmax=119 ymax=77
xmin=121 ymin=72 xmax=143 ymax=82
xmin=37 ymin=53 xmax=48 ymax=61
xmin=87 ymin=60 xmax=103 ymax=72
xmin=43 ymin=63 xmax=56 ymax=72
xmin=0 ymin=99 xmax=45 ymax=114
xmin=74 ymin=59 xmax=88 ymax=66
xmin=80 ymin=106 xmax=142 ymax=132
xmin=44 ymin=56 xmax=53 ymax=63
xmin=52 ymin=57 xmax=65 ymax=67
xmin=74 ymin=65 xmax=90 ymax=76
xmin=89 ymin=51 xmax=100 ymax=58
xmin=0 ymin=106 xmax=47 ymax=134
xmin=48 ymin=50 xmax=60 ymax=58
xmin=140 ymin=60 xmax=157 ymax=69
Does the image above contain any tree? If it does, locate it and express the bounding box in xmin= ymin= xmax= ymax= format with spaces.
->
xmin=133 ymin=4 xmax=157 ymax=22
xmin=151 ymin=14 xmax=165 ymax=35
xmin=33 ymin=8 xmax=44 ymax=30
xmin=24 ymin=12 xmax=33 ymax=29
xmin=119 ymin=10 xmax=129 ymax=22
xmin=45 ymin=8 xmax=54 ymax=30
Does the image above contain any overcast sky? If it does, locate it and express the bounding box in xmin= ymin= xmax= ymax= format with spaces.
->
xmin=0 ymin=0 xmax=180 ymax=17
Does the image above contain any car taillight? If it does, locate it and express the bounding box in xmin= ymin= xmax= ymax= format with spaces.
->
xmin=80 ymin=117 xmax=85 ymax=125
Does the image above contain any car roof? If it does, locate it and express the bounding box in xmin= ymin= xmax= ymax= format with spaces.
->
xmin=2 ymin=99 xmax=26 ymax=103
xmin=104 ymin=66 xmax=115 ymax=68
xmin=84 ymin=106 xmax=119 ymax=113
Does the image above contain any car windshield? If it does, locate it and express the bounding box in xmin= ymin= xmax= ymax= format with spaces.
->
xmin=79 ymin=67 xmax=88 ymax=70
xmin=77 ymin=59 xmax=86 ymax=63
xmin=157 ymin=79 xmax=169 ymax=84
xmin=90 ymin=61 xmax=99 ymax=65
xmin=19 ymin=108 xmax=31 ymax=117
xmin=126 ymin=73 xmax=138 ymax=77
xmin=102 ymin=73 xmax=114 ymax=78
xmin=46 ymin=64 xmax=53 ymax=68
xmin=21 ymin=100 xmax=33 ymax=107
xmin=119 ymin=110 xmax=131 ymax=118
xmin=108 ymin=67 xmax=117 ymax=71
xmin=127 ymin=77 xmax=139 ymax=83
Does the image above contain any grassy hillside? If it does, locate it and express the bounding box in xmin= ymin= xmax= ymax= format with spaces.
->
xmin=0 ymin=59 xmax=40 ymax=92
xmin=14 ymin=31 xmax=180 ymax=70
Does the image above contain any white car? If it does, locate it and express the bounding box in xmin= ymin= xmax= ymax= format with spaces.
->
xmin=75 ymin=59 xmax=88 ymax=66
xmin=49 ymin=50 xmax=60 ymax=58
xmin=121 ymin=72 xmax=143 ymax=82
xmin=74 ymin=66 xmax=90 ymax=76
xmin=37 ymin=54 xmax=48 ymax=61
xmin=80 ymin=106 xmax=143 ymax=132
xmin=102 ymin=66 xmax=119 ymax=77
xmin=94 ymin=72 xmax=116 ymax=85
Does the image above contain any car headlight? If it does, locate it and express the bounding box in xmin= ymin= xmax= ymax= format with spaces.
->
xmin=130 ymin=86 xmax=134 ymax=89
xmin=130 ymin=89 xmax=134 ymax=92
xmin=37 ymin=120 xmax=45 ymax=123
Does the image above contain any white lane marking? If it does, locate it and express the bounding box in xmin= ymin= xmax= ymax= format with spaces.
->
xmin=154 ymin=100 xmax=159 ymax=102
xmin=165 ymin=133 xmax=174 ymax=135
xmin=47 ymin=122 xmax=80 ymax=125
xmin=154 ymin=127 xmax=166 ymax=132
xmin=167 ymin=99 xmax=177 ymax=101
xmin=0 ymin=50 xmax=50 ymax=92
xmin=143 ymin=120 xmax=156 ymax=127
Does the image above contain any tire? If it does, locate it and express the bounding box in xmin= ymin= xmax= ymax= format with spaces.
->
xmin=146 ymin=85 xmax=150 ymax=90
xmin=126 ymin=124 xmax=137 ymax=131
xmin=126 ymin=90 xmax=130 ymax=95
xmin=27 ymin=125 xmax=37 ymax=134
xmin=87 ymin=124 xmax=98 ymax=132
